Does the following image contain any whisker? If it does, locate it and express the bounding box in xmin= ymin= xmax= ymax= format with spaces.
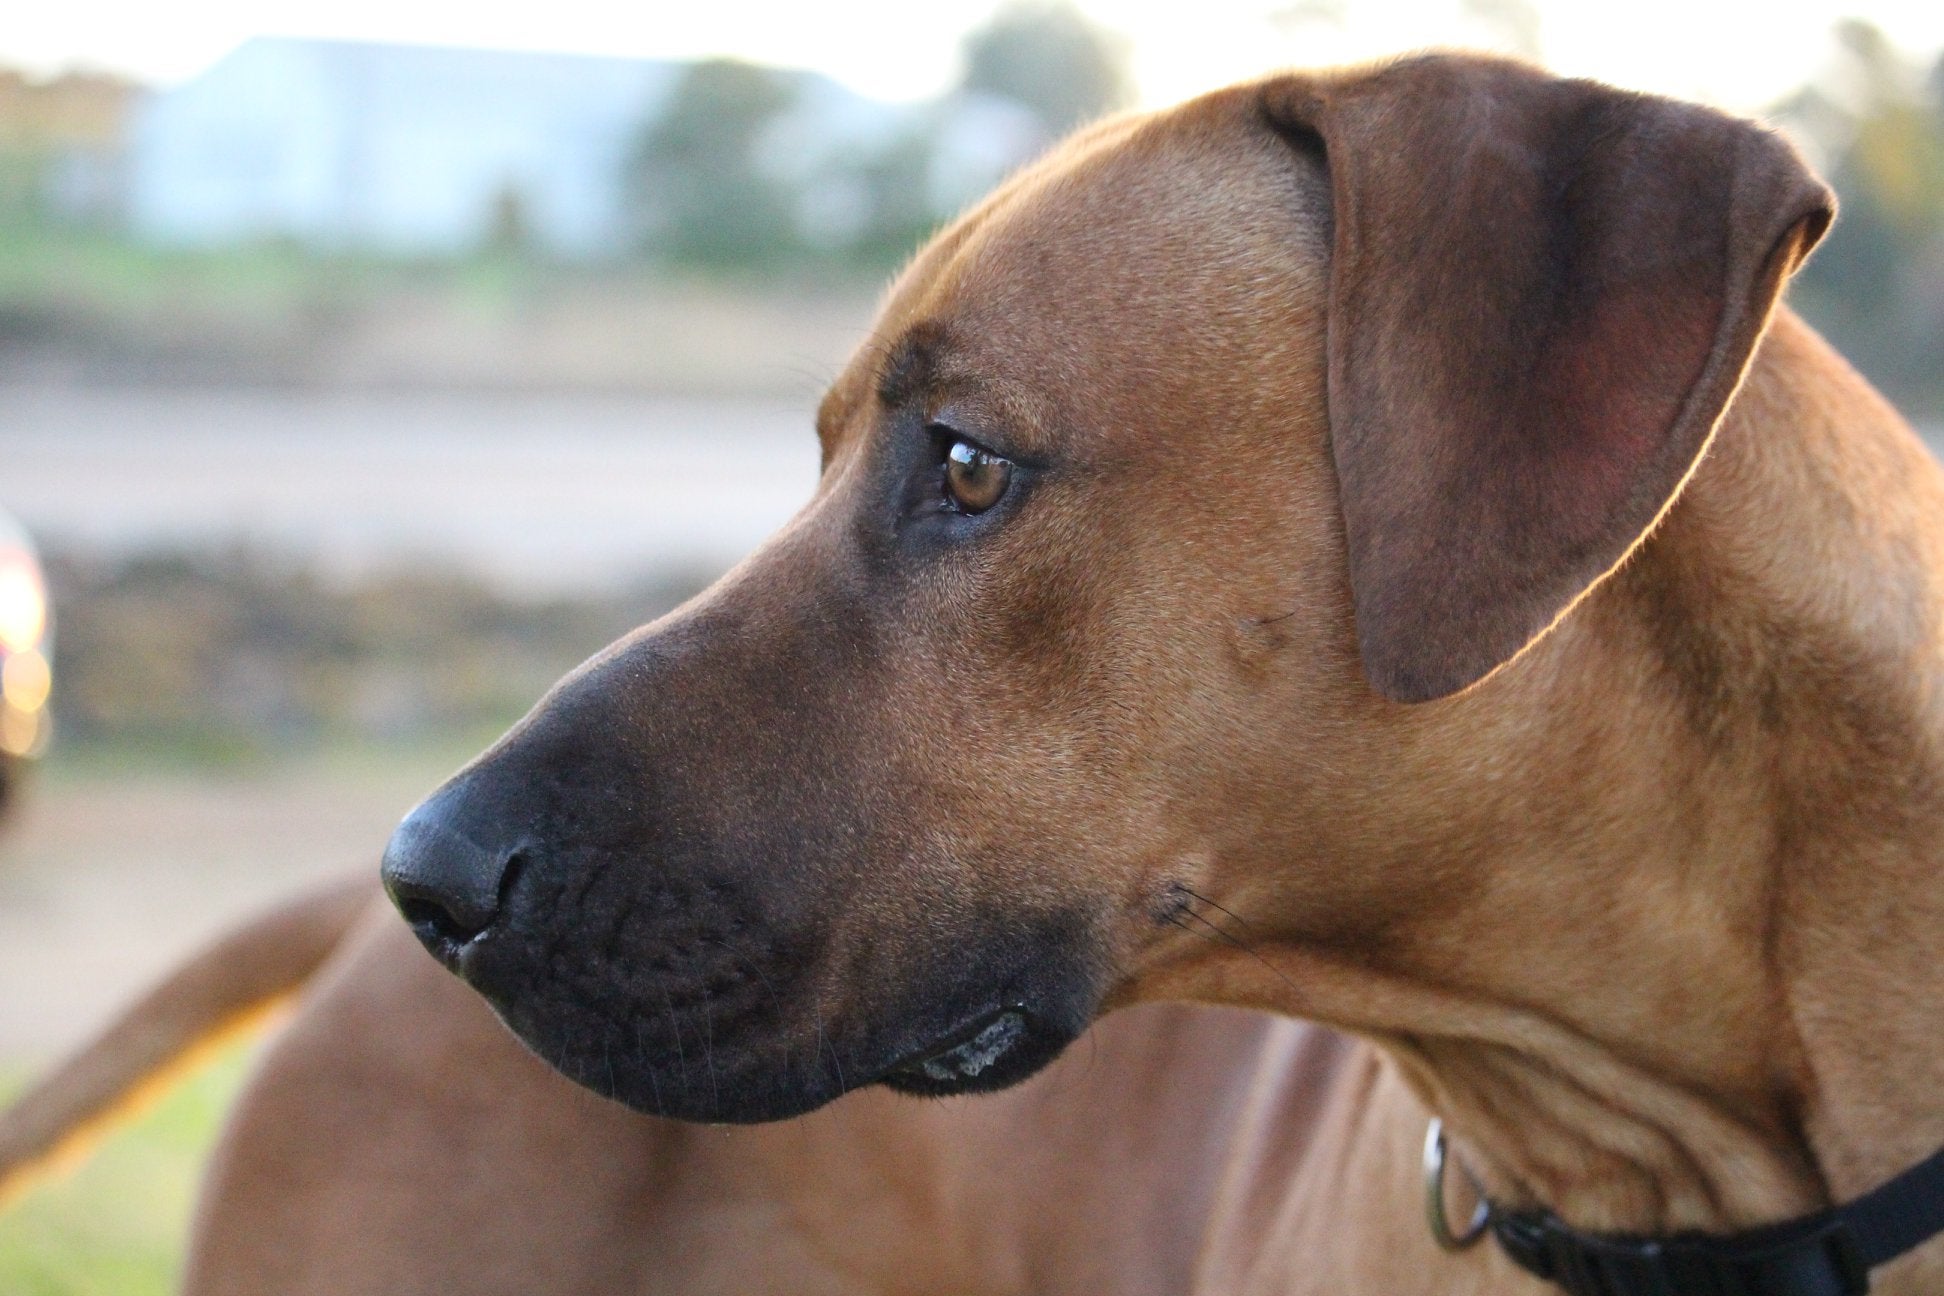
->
xmin=1174 ymin=900 xmax=1308 ymax=1004
xmin=655 ymin=984 xmax=689 ymax=1096
xmin=1179 ymin=906 xmax=1246 ymax=944
xmin=698 ymin=933 xmax=793 ymax=1083
xmin=813 ymin=995 xmax=847 ymax=1095
xmin=1164 ymin=913 xmax=1228 ymax=945
xmin=635 ymin=1021 xmax=666 ymax=1117
xmin=1181 ymin=886 xmax=1262 ymax=936
xmin=702 ymin=1004 xmax=720 ymax=1115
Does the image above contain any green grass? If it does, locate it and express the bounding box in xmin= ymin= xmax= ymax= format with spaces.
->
xmin=0 ymin=1044 xmax=256 ymax=1296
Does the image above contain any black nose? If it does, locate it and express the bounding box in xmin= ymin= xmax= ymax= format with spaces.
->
xmin=381 ymin=789 xmax=523 ymax=956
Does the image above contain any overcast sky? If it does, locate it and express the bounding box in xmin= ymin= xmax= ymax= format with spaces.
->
xmin=7 ymin=0 xmax=1944 ymax=113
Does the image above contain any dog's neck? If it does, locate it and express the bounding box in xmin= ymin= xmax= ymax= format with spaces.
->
xmin=1416 ymin=311 xmax=1944 ymax=1240
xmin=1207 ymin=312 xmax=1944 ymax=1256
xmin=1450 ymin=312 xmax=1944 ymax=1232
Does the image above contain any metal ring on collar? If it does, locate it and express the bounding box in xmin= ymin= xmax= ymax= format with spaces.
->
xmin=1423 ymin=1118 xmax=1491 ymax=1252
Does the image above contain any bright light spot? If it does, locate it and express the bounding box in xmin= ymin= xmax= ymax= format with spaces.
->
xmin=2 ymin=649 xmax=52 ymax=713
xmin=0 ymin=563 xmax=46 ymax=653
xmin=0 ymin=703 xmax=44 ymax=758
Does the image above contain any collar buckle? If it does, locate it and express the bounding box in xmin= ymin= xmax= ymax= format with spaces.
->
xmin=1423 ymin=1118 xmax=1490 ymax=1251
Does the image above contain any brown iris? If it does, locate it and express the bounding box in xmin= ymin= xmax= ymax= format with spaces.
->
xmin=943 ymin=439 xmax=1012 ymax=514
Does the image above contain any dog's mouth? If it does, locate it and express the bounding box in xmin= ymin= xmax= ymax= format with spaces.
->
xmin=879 ymin=1006 xmax=1060 ymax=1097
xmin=410 ymin=832 xmax=1104 ymax=1119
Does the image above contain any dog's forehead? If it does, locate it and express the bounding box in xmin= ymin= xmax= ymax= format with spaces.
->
xmin=817 ymin=85 xmax=1328 ymax=459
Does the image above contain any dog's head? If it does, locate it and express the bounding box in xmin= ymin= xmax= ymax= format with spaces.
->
xmin=382 ymin=54 xmax=1829 ymax=1121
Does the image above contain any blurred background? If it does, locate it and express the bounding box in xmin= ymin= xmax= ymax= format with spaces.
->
xmin=1 ymin=0 xmax=1941 ymax=1289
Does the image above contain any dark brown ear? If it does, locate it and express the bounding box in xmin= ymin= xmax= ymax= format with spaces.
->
xmin=1262 ymin=55 xmax=1834 ymax=702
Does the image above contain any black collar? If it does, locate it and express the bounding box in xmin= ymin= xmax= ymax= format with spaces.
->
xmin=1429 ymin=1121 xmax=1944 ymax=1296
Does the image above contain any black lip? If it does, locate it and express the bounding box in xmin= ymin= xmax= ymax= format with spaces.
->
xmin=877 ymin=1005 xmax=1066 ymax=1098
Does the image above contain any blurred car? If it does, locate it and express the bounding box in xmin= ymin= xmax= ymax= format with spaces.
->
xmin=0 ymin=508 xmax=52 ymax=817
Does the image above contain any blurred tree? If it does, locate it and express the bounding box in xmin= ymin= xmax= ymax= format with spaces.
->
xmin=484 ymin=183 xmax=534 ymax=257
xmin=0 ymin=153 xmax=42 ymax=227
xmin=845 ymin=128 xmax=948 ymax=267
xmin=1777 ymin=21 xmax=1944 ymax=421
xmin=0 ymin=68 xmax=136 ymax=231
xmin=615 ymin=12 xmax=1132 ymax=275
xmin=627 ymin=59 xmax=802 ymax=270
xmin=960 ymin=2 xmax=1133 ymax=138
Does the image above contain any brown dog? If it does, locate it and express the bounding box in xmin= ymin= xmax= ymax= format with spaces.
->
xmin=8 ymin=51 xmax=1944 ymax=1294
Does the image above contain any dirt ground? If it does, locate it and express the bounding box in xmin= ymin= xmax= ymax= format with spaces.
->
xmin=0 ymin=748 xmax=467 ymax=1065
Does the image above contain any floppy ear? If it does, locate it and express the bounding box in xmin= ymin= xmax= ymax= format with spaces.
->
xmin=1262 ymin=55 xmax=1834 ymax=702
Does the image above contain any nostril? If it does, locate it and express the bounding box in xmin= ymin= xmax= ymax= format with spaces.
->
xmin=375 ymin=816 xmax=517 ymax=959
xmin=380 ymin=794 xmax=526 ymax=955
xmin=397 ymin=893 xmax=490 ymax=947
xmin=496 ymin=849 xmax=529 ymax=916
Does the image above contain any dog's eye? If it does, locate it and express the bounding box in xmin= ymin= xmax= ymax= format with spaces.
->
xmin=942 ymin=438 xmax=1012 ymax=515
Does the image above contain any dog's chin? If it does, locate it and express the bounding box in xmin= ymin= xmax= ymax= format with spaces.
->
xmin=439 ymin=876 xmax=1108 ymax=1122
xmin=483 ymin=994 xmax=1091 ymax=1123
xmin=546 ymin=1040 xmax=836 ymax=1122
xmin=481 ymin=990 xmax=843 ymax=1122
xmin=453 ymin=930 xmax=1100 ymax=1121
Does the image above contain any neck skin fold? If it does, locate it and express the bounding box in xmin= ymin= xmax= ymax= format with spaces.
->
xmin=1142 ymin=314 xmax=1944 ymax=1267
